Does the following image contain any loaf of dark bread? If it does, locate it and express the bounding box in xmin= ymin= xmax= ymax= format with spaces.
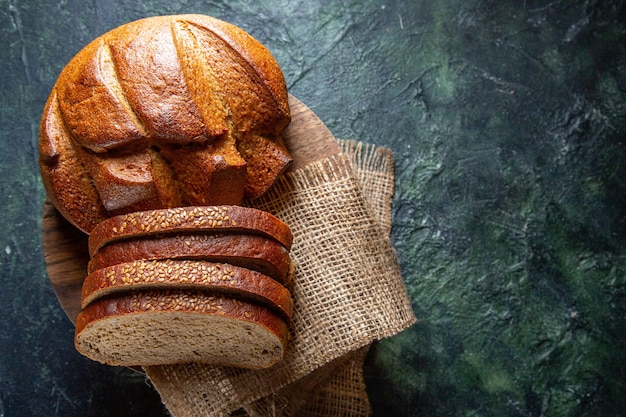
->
xmin=81 ymin=259 xmax=294 ymax=320
xmin=39 ymin=14 xmax=292 ymax=233
xmin=40 ymin=14 xmax=297 ymax=370
xmin=88 ymin=205 xmax=293 ymax=256
xmin=75 ymin=290 xmax=289 ymax=367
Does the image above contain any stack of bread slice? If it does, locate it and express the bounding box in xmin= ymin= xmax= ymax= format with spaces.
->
xmin=74 ymin=205 xmax=294 ymax=369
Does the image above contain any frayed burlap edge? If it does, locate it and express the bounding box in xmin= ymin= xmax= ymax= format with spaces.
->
xmin=339 ymin=139 xmax=395 ymax=236
xmin=145 ymin=140 xmax=416 ymax=417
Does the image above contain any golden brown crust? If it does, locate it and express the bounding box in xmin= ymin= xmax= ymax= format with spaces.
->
xmin=39 ymin=14 xmax=291 ymax=233
xmin=176 ymin=16 xmax=289 ymax=136
xmin=73 ymin=145 xmax=163 ymax=214
xmin=81 ymin=259 xmax=294 ymax=320
xmin=179 ymin=15 xmax=290 ymax=128
xmin=55 ymin=39 xmax=147 ymax=152
xmin=88 ymin=205 xmax=293 ymax=256
xmin=239 ymin=134 xmax=293 ymax=199
xmin=38 ymin=92 xmax=108 ymax=233
xmin=74 ymin=289 xmax=289 ymax=367
xmin=88 ymin=233 xmax=292 ymax=283
xmin=155 ymin=132 xmax=247 ymax=208
xmin=106 ymin=17 xmax=226 ymax=144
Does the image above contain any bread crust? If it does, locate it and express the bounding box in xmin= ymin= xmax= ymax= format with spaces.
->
xmin=88 ymin=205 xmax=293 ymax=256
xmin=39 ymin=14 xmax=291 ymax=233
xmin=74 ymin=289 xmax=289 ymax=367
xmin=81 ymin=259 xmax=294 ymax=320
xmin=39 ymin=92 xmax=108 ymax=233
xmin=88 ymin=233 xmax=292 ymax=283
xmin=238 ymin=134 xmax=293 ymax=199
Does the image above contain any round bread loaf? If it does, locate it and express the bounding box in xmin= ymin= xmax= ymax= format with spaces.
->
xmin=75 ymin=290 xmax=289 ymax=367
xmin=81 ymin=259 xmax=294 ymax=320
xmin=39 ymin=14 xmax=292 ymax=233
xmin=88 ymin=233 xmax=293 ymax=283
xmin=88 ymin=205 xmax=293 ymax=257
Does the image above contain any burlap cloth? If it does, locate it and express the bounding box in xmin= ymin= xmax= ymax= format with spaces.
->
xmin=145 ymin=139 xmax=417 ymax=416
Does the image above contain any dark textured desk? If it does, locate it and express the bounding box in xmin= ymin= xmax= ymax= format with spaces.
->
xmin=1 ymin=1 xmax=625 ymax=416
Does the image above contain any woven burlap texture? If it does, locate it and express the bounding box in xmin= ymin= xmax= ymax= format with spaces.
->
xmin=245 ymin=345 xmax=372 ymax=417
xmin=145 ymin=139 xmax=416 ymax=416
xmin=242 ymin=140 xmax=393 ymax=417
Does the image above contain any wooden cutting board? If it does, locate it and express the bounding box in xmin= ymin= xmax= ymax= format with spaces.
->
xmin=42 ymin=95 xmax=340 ymax=324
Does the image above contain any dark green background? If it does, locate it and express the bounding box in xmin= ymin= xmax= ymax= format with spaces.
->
xmin=1 ymin=1 xmax=625 ymax=416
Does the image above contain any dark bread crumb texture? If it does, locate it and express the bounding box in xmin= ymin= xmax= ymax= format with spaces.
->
xmin=75 ymin=290 xmax=289 ymax=368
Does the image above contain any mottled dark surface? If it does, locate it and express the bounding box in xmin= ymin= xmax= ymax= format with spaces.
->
xmin=1 ymin=1 xmax=625 ymax=416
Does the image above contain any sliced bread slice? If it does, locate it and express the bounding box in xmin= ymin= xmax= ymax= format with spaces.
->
xmin=88 ymin=233 xmax=292 ymax=283
xmin=88 ymin=205 xmax=293 ymax=257
xmin=75 ymin=289 xmax=289 ymax=368
xmin=81 ymin=259 xmax=294 ymax=320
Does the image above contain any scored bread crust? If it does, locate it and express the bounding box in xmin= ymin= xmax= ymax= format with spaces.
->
xmin=39 ymin=92 xmax=109 ymax=233
xmin=39 ymin=14 xmax=291 ymax=233
xmin=81 ymin=259 xmax=294 ymax=320
xmin=88 ymin=233 xmax=292 ymax=283
xmin=88 ymin=205 xmax=293 ymax=257
xmin=74 ymin=290 xmax=289 ymax=368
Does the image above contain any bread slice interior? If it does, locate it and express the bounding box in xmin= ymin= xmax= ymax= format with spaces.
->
xmin=75 ymin=290 xmax=288 ymax=368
